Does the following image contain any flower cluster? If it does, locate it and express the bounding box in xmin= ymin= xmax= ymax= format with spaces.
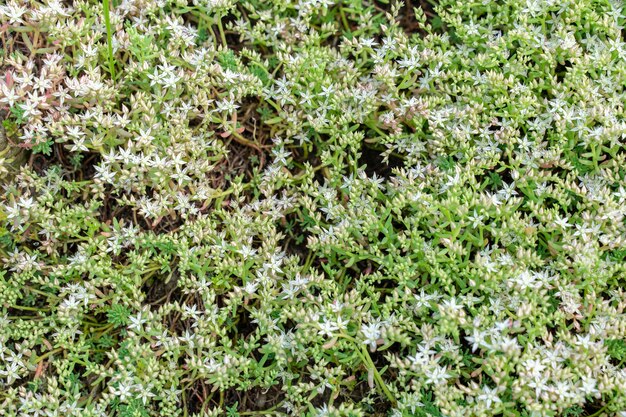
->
xmin=1 ymin=0 xmax=626 ymax=416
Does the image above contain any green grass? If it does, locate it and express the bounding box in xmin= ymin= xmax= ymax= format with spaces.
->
xmin=102 ymin=0 xmax=115 ymax=79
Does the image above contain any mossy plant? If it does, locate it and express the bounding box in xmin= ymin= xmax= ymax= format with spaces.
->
xmin=1 ymin=0 xmax=626 ymax=416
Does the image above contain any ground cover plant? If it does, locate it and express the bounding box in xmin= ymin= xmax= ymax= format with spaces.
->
xmin=1 ymin=0 xmax=626 ymax=416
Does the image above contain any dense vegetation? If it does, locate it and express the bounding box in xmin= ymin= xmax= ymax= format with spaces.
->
xmin=1 ymin=0 xmax=626 ymax=416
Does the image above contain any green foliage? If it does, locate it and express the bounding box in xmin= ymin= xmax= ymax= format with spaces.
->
xmin=118 ymin=399 xmax=150 ymax=417
xmin=9 ymin=106 xmax=26 ymax=125
xmin=107 ymin=304 xmax=131 ymax=327
xmin=218 ymin=50 xmax=238 ymax=72
xmin=1 ymin=0 xmax=626 ymax=416
xmin=606 ymin=339 xmax=626 ymax=363
xmin=31 ymin=140 xmax=53 ymax=155
xmin=563 ymin=405 xmax=585 ymax=417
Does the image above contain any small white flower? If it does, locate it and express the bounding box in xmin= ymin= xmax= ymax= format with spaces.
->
xmin=318 ymin=318 xmax=338 ymax=338
xmin=128 ymin=313 xmax=147 ymax=331
xmin=114 ymin=382 xmax=134 ymax=402
xmin=0 ymin=1 xmax=27 ymax=24
xmin=360 ymin=320 xmax=382 ymax=351
xmin=477 ymin=386 xmax=501 ymax=408
xmin=425 ymin=366 xmax=452 ymax=385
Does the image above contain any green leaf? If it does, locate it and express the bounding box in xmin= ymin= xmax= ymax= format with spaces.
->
xmin=107 ymin=304 xmax=131 ymax=327
xmin=606 ymin=339 xmax=626 ymax=363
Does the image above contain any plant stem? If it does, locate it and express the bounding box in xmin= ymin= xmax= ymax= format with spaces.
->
xmin=339 ymin=5 xmax=351 ymax=33
xmin=216 ymin=15 xmax=228 ymax=47
xmin=35 ymin=347 xmax=63 ymax=363
xmin=336 ymin=332 xmax=396 ymax=405
xmin=360 ymin=345 xmax=396 ymax=405
xmin=103 ymin=0 xmax=115 ymax=79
